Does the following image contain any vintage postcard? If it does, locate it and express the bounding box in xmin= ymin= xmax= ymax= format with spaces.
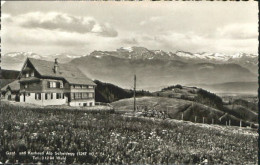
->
xmin=0 ymin=1 xmax=258 ymax=164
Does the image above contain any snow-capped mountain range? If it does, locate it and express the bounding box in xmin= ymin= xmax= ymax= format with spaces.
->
xmin=2 ymin=46 xmax=258 ymax=74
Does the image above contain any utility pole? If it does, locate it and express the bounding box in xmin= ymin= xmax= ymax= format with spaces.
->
xmin=134 ymin=75 xmax=136 ymax=112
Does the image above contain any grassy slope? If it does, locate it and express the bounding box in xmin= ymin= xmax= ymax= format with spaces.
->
xmin=0 ymin=101 xmax=257 ymax=164
xmin=151 ymin=85 xmax=258 ymax=124
xmin=112 ymin=96 xmax=257 ymax=127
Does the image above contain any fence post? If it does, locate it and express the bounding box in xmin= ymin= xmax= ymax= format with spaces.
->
xmin=203 ymin=117 xmax=205 ymax=124
xmin=229 ymin=120 xmax=231 ymax=126
xmin=226 ymin=121 xmax=227 ymax=126
xmin=212 ymin=118 xmax=214 ymax=124
xmin=195 ymin=116 xmax=197 ymax=123
xmin=167 ymin=107 xmax=169 ymax=118
xmin=182 ymin=112 xmax=184 ymax=121
xmin=240 ymin=120 xmax=242 ymax=128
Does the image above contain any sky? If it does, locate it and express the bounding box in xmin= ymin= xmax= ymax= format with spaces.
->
xmin=2 ymin=1 xmax=258 ymax=56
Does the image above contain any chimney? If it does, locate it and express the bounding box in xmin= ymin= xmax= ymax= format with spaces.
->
xmin=54 ymin=58 xmax=59 ymax=73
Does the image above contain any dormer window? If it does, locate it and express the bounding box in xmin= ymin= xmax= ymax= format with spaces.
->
xmin=25 ymin=73 xmax=29 ymax=78
xmin=50 ymin=82 xmax=56 ymax=88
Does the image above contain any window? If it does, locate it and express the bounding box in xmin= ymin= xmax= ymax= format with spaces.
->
xmin=24 ymin=84 xmax=28 ymax=89
xmin=75 ymin=85 xmax=81 ymax=89
xmin=26 ymin=93 xmax=30 ymax=96
xmin=60 ymin=82 xmax=63 ymax=88
xmin=48 ymin=81 xmax=63 ymax=88
xmin=83 ymin=103 xmax=87 ymax=106
xmin=75 ymin=93 xmax=80 ymax=99
xmin=45 ymin=93 xmax=52 ymax=100
xmin=88 ymin=85 xmax=94 ymax=89
xmin=31 ymin=71 xmax=34 ymax=77
xmin=89 ymin=93 xmax=94 ymax=98
xmin=79 ymin=93 xmax=82 ymax=99
xmin=25 ymin=73 xmax=29 ymax=78
xmin=82 ymin=93 xmax=88 ymax=99
xmin=82 ymin=85 xmax=87 ymax=89
xmin=49 ymin=82 xmax=56 ymax=88
xmin=35 ymin=93 xmax=41 ymax=100
xmin=56 ymin=93 xmax=63 ymax=99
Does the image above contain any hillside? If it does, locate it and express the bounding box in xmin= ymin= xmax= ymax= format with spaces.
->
xmin=112 ymin=96 xmax=257 ymax=127
xmin=94 ymin=80 xmax=133 ymax=103
xmin=154 ymin=85 xmax=223 ymax=110
xmin=94 ymin=80 xmax=152 ymax=103
xmin=152 ymin=85 xmax=258 ymax=124
xmin=0 ymin=69 xmax=20 ymax=79
xmin=0 ymin=69 xmax=20 ymax=88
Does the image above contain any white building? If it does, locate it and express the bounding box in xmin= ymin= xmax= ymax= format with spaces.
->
xmin=18 ymin=58 xmax=96 ymax=106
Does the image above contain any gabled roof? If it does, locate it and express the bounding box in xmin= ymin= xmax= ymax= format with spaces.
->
xmin=24 ymin=58 xmax=96 ymax=86
xmin=1 ymin=80 xmax=20 ymax=92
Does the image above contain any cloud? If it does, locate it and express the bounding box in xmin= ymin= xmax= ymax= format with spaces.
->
xmin=4 ymin=26 xmax=89 ymax=47
xmin=91 ymin=23 xmax=118 ymax=37
xmin=216 ymin=23 xmax=257 ymax=40
xmin=140 ymin=16 xmax=163 ymax=26
xmin=15 ymin=12 xmax=118 ymax=37
xmin=1 ymin=13 xmax=13 ymax=23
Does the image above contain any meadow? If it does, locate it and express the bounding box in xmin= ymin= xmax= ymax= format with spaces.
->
xmin=0 ymin=101 xmax=258 ymax=164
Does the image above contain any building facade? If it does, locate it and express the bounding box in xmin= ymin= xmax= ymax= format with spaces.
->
xmin=19 ymin=58 xmax=96 ymax=106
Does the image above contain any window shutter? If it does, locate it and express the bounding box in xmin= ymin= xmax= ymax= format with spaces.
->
xmin=62 ymin=93 xmax=65 ymax=99
xmin=51 ymin=93 xmax=53 ymax=99
xmin=57 ymin=82 xmax=60 ymax=88
xmin=48 ymin=82 xmax=50 ymax=88
xmin=35 ymin=93 xmax=37 ymax=100
xmin=45 ymin=93 xmax=48 ymax=100
xmin=39 ymin=93 xmax=41 ymax=100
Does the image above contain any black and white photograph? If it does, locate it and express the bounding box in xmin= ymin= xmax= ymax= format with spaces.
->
xmin=0 ymin=1 xmax=258 ymax=164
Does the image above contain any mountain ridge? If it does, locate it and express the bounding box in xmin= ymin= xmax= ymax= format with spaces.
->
xmin=2 ymin=46 xmax=258 ymax=72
